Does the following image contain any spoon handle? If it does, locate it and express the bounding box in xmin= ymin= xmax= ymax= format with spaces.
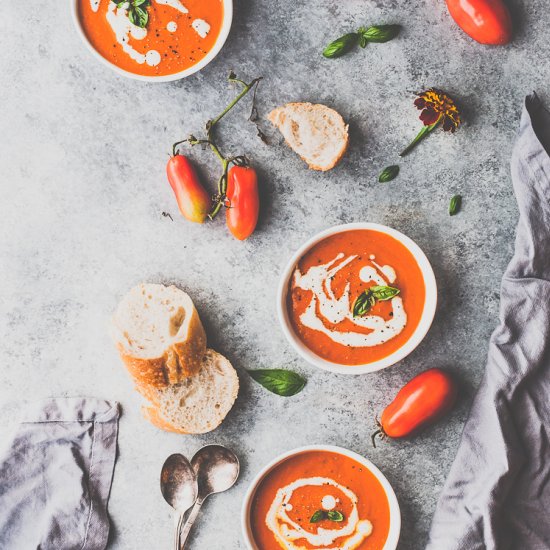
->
xmin=179 ymin=497 xmax=204 ymax=549
xmin=174 ymin=512 xmax=185 ymax=550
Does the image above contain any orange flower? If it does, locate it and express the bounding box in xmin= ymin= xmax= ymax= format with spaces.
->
xmin=414 ymin=88 xmax=461 ymax=132
xmin=400 ymin=88 xmax=462 ymax=156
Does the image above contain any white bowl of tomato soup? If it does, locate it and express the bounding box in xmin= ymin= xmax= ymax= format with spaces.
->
xmin=71 ymin=0 xmax=233 ymax=82
xmin=242 ymin=445 xmax=401 ymax=550
xmin=278 ymin=223 xmax=437 ymax=375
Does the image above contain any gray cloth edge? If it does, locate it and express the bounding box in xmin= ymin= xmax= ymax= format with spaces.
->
xmin=426 ymin=93 xmax=550 ymax=549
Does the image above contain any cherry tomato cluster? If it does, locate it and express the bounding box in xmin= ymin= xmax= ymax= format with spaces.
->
xmin=167 ymin=155 xmax=259 ymax=241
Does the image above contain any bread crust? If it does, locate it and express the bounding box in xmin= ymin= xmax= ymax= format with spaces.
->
xmin=117 ymin=304 xmax=207 ymax=388
xmin=138 ymin=349 xmax=239 ymax=434
xmin=268 ymin=102 xmax=349 ymax=171
xmin=142 ymin=405 xmax=188 ymax=434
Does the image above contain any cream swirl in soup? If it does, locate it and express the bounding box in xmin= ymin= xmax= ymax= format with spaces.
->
xmin=293 ymin=253 xmax=407 ymax=348
xmin=266 ymin=477 xmax=373 ymax=550
xmin=287 ymin=229 xmax=426 ymax=366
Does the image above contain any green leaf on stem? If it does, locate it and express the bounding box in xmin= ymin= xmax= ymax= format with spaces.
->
xmin=323 ymin=33 xmax=359 ymax=58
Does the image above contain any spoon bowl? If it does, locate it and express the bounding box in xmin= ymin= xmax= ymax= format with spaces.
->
xmin=179 ymin=445 xmax=240 ymax=548
xmin=160 ymin=454 xmax=198 ymax=550
xmin=192 ymin=445 xmax=240 ymax=498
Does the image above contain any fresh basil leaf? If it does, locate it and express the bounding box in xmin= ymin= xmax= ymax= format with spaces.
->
xmin=378 ymin=165 xmax=400 ymax=183
xmin=248 ymin=369 xmax=306 ymax=397
xmin=135 ymin=5 xmax=149 ymax=27
xmin=357 ymin=27 xmax=368 ymax=48
xmin=370 ymin=285 xmax=400 ymax=301
xmin=327 ymin=510 xmax=344 ymax=522
xmin=353 ymin=290 xmax=376 ymax=317
xmin=323 ymin=33 xmax=359 ymax=58
xmin=133 ymin=0 xmax=148 ymax=6
xmin=360 ymin=24 xmax=400 ymax=43
xmin=128 ymin=8 xmax=137 ymax=25
xmin=310 ymin=510 xmax=327 ymax=523
xmin=449 ymin=194 xmax=462 ymax=216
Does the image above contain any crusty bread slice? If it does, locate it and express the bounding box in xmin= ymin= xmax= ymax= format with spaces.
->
xmin=139 ymin=349 xmax=239 ymax=434
xmin=268 ymin=102 xmax=349 ymax=171
xmin=111 ymin=283 xmax=206 ymax=388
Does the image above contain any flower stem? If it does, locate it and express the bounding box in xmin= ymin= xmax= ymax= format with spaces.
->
xmin=399 ymin=119 xmax=440 ymax=157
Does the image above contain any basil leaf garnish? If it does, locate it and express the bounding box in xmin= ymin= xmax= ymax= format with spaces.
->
xmin=360 ymin=24 xmax=400 ymax=43
xmin=310 ymin=510 xmax=327 ymax=523
xmin=353 ymin=286 xmax=400 ymax=317
xmin=323 ymin=33 xmax=359 ymax=58
xmin=133 ymin=5 xmax=149 ymax=27
xmin=124 ymin=0 xmax=150 ymax=28
xmin=370 ymin=285 xmax=400 ymax=301
xmin=378 ymin=165 xmax=400 ymax=183
xmin=449 ymin=194 xmax=462 ymax=216
xmin=353 ymin=291 xmax=376 ymax=317
xmin=248 ymin=369 xmax=306 ymax=397
xmin=327 ymin=510 xmax=344 ymax=522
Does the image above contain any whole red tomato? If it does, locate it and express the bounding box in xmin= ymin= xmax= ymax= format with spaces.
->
xmin=166 ymin=155 xmax=212 ymax=223
xmin=376 ymin=368 xmax=458 ymax=442
xmin=225 ymin=165 xmax=259 ymax=240
xmin=446 ymin=0 xmax=512 ymax=45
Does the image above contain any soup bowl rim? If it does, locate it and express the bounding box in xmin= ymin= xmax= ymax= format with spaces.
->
xmin=70 ymin=0 xmax=233 ymax=82
xmin=277 ymin=222 xmax=438 ymax=375
xmin=241 ymin=444 xmax=401 ymax=550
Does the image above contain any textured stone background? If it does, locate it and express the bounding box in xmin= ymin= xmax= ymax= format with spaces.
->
xmin=1 ymin=1 xmax=548 ymax=548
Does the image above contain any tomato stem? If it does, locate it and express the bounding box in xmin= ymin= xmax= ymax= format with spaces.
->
xmin=371 ymin=429 xmax=383 ymax=448
xmin=174 ymin=72 xmax=262 ymax=220
xmin=208 ymin=74 xmax=262 ymax=129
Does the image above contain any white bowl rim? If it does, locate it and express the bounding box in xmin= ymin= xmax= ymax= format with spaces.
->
xmin=241 ymin=444 xmax=401 ymax=550
xmin=70 ymin=0 xmax=233 ymax=82
xmin=277 ymin=222 xmax=437 ymax=375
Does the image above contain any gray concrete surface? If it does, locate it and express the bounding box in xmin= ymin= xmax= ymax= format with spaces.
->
xmin=1 ymin=0 xmax=548 ymax=548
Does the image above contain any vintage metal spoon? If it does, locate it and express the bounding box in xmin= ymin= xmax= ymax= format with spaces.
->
xmin=160 ymin=453 xmax=198 ymax=550
xmin=178 ymin=445 xmax=240 ymax=549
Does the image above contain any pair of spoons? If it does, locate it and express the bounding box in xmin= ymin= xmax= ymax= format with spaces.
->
xmin=160 ymin=445 xmax=239 ymax=550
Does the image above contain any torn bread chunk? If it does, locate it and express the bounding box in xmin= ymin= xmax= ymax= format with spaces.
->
xmin=111 ymin=283 xmax=206 ymax=388
xmin=268 ymin=102 xmax=349 ymax=171
xmin=140 ymin=349 xmax=239 ymax=434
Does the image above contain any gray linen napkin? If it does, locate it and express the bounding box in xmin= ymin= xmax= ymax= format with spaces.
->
xmin=427 ymin=93 xmax=550 ymax=549
xmin=0 ymin=398 xmax=120 ymax=550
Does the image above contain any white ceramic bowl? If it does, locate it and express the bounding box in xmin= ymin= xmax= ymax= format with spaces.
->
xmin=278 ymin=222 xmax=437 ymax=375
xmin=70 ymin=0 xmax=233 ymax=82
xmin=241 ymin=445 xmax=401 ymax=550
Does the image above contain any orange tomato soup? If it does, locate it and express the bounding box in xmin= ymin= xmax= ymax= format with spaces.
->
xmin=78 ymin=0 xmax=224 ymax=76
xmin=251 ymin=451 xmax=391 ymax=550
xmin=288 ymin=229 xmax=426 ymax=365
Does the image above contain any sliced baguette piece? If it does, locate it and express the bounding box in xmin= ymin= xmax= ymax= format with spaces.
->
xmin=111 ymin=283 xmax=206 ymax=388
xmin=268 ymin=102 xmax=349 ymax=171
xmin=139 ymin=349 xmax=239 ymax=434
